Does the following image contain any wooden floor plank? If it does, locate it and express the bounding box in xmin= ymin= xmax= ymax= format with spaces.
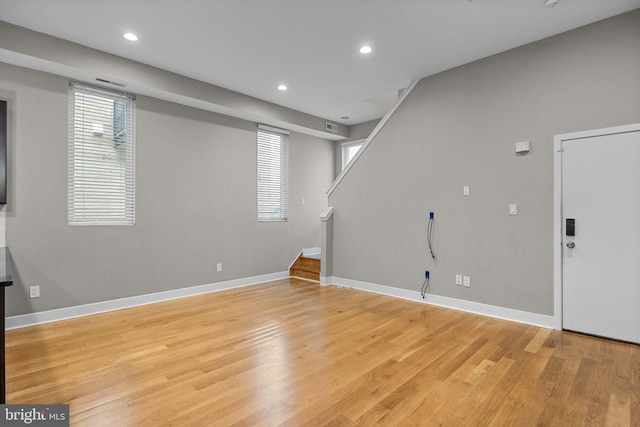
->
xmin=606 ymin=342 xmax=632 ymax=425
xmin=629 ymin=345 xmax=640 ymax=427
xmin=5 ymin=279 xmax=639 ymax=426
xmin=524 ymin=327 xmax=552 ymax=354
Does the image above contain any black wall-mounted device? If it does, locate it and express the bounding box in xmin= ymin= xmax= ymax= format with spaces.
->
xmin=566 ymin=218 xmax=575 ymax=237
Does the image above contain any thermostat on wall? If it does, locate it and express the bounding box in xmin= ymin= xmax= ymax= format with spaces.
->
xmin=515 ymin=141 xmax=530 ymax=153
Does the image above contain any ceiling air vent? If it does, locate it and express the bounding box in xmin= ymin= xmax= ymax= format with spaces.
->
xmin=325 ymin=122 xmax=338 ymax=133
xmin=95 ymin=78 xmax=126 ymax=88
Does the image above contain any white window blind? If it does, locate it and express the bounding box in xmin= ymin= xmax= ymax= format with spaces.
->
xmin=257 ymin=126 xmax=288 ymax=222
xmin=68 ymin=82 xmax=135 ymax=225
xmin=341 ymin=139 xmax=364 ymax=170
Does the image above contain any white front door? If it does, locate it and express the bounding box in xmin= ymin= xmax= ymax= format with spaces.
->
xmin=558 ymin=124 xmax=640 ymax=344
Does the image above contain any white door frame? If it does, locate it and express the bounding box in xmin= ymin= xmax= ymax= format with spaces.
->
xmin=553 ymin=122 xmax=640 ymax=330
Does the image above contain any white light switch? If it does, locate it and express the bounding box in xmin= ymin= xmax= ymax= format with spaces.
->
xmin=463 ymin=276 xmax=471 ymax=287
xmin=509 ymin=204 xmax=517 ymax=215
xmin=463 ymin=186 xmax=470 ymax=196
xmin=217 ymin=263 xmax=223 ymax=272
xmin=515 ymin=141 xmax=530 ymax=153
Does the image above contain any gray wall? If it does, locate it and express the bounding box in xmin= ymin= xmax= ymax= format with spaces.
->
xmin=2 ymin=62 xmax=335 ymax=316
xmin=328 ymin=10 xmax=640 ymax=316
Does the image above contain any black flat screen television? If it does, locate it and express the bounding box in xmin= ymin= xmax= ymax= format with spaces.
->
xmin=0 ymin=100 xmax=6 ymax=204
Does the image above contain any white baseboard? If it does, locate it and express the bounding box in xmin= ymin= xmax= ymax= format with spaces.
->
xmin=330 ymin=276 xmax=556 ymax=329
xmin=7 ymin=273 xmax=555 ymax=331
xmin=319 ymin=276 xmax=333 ymax=286
xmin=6 ymin=271 xmax=289 ymax=330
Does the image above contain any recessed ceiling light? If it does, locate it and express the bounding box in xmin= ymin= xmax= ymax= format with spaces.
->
xmin=278 ymin=85 xmax=288 ymax=91
xmin=360 ymin=45 xmax=372 ymax=54
xmin=123 ymin=32 xmax=138 ymax=41
xmin=544 ymin=0 xmax=558 ymax=8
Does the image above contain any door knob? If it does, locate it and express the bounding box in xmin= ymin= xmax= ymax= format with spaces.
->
xmin=566 ymin=241 xmax=575 ymax=249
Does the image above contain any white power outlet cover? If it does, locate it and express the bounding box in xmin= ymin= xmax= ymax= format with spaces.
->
xmin=463 ymin=186 xmax=470 ymax=196
xmin=216 ymin=263 xmax=223 ymax=272
xmin=30 ymin=286 xmax=40 ymax=298
xmin=455 ymin=275 xmax=463 ymax=285
xmin=463 ymin=276 xmax=471 ymax=287
xmin=509 ymin=204 xmax=518 ymax=215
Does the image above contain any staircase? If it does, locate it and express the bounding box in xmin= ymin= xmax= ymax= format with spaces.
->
xmin=290 ymin=252 xmax=320 ymax=282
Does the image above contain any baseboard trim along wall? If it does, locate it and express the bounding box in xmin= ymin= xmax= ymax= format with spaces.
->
xmin=9 ymin=272 xmax=555 ymax=330
xmin=322 ymin=276 xmax=556 ymax=329
xmin=6 ymin=271 xmax=289 ymax=330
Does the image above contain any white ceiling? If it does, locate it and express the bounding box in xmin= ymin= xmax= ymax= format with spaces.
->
xmin=1 ymin=0 xmax=639 ymax=125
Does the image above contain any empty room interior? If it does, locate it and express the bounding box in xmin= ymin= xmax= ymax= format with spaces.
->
xmin=0 ymin=1 xmax=639 ymax=425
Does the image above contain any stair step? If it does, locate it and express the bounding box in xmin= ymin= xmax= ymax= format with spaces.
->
xmin=290 ymin=268 xmax=319 ymax=282
xmin=290 ymin=254 xmax=320 ymax=281
xmin=294 ymin=256 xmax=320 ymax=272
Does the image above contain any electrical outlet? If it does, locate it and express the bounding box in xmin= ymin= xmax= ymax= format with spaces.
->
xmin=455 ymin=275 xmax=463 ymax=286
xmin=463 ymin=276 xmax=471 ymax=287
xmin=216 ymin=263 xmax=223 ymax=272
xmin=29 ymin=286 xmax=40 ymax=298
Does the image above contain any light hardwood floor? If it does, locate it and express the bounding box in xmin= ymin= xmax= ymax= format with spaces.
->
xmin=6 ymin=279 xmax=639 ymax=426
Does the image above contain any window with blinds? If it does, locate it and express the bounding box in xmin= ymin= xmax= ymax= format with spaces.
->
xmin=257 ymin=125 xmax=289 ymax=222
xmin=68 ymin=82 xmax=135 ymax=225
